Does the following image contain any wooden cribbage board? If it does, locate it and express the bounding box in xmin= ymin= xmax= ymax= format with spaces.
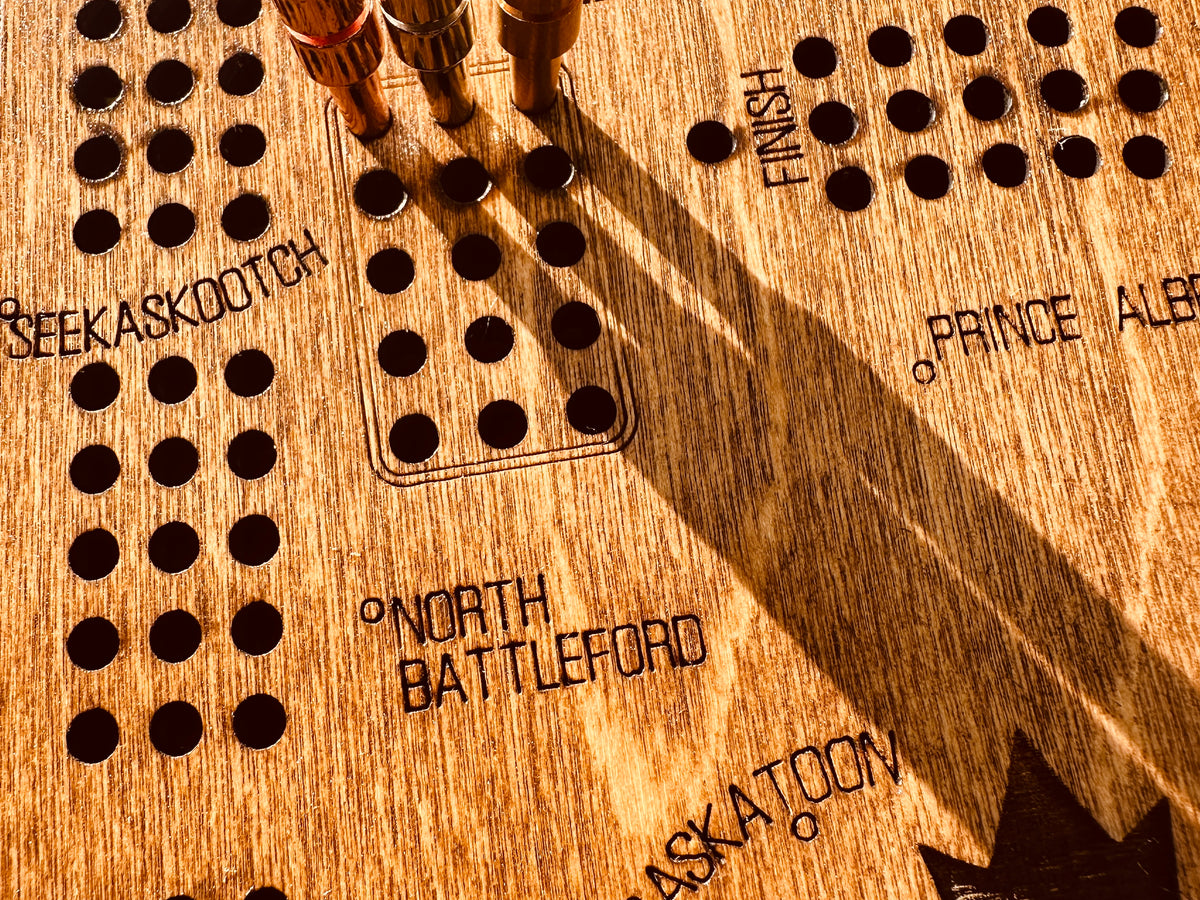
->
xmin=4 ymin=0 xmax=1200 ymax=896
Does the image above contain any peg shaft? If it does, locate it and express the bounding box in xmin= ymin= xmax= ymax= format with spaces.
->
xmin=497 ymin=0 xmax=582 ymax=113
xmin=380 ymin=0 xmax=476 ymax=126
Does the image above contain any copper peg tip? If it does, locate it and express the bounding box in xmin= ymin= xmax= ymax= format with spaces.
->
xmin=381 ymin=0 xmax=477 ymax=126
xmin=271 ymin=0 xmax=393 ymax=139
xmin=497 ymin=0 xmax=582 ymax=114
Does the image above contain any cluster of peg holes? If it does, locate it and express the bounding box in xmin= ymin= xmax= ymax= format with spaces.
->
xmin=66 ymin=350 xmax=279 ymax=583
xmin=348 ymin=147 xmax=617 ymax=462
xmin=685 ymin=6 xmax=1171 ymax=207
xmin=66 ymin=601 xmax=285 ymax=761
xmin=72 ymin=0 xmax=269 ymax=253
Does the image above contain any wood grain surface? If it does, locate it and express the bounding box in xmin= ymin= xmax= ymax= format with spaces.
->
xmin=3 ymin=0 xmax=1199 ymax=896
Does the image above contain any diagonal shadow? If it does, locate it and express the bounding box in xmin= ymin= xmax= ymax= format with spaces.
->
xmin=362 ymin=92 xmax=1200 ymax=851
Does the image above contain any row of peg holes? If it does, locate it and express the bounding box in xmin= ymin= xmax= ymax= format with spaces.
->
xmin=67 ymin=601 xmax=283 ymax=759
xmin=73 ymin=0 xmax=270 ymax=252
xmin=69 ymin=351 xmax=278 ymax=579
xmin=67 ymin=692 xmax=287 ymax=762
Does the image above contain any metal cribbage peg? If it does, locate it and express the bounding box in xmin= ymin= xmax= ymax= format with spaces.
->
xmin=272 ymin=0 xmax=393 ymax=139
xmin=379 ymin=0 xmax=476 ymax=127
xmin=496 ymin=0 xmax=581 ymax=114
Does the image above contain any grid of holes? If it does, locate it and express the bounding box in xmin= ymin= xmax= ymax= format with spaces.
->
xmin=71 ymin=0 xmax=272 ymax=254
xmin=65 ymin=351 xmax=287 ymax=766
xmin=683 ymin=5 xmax=1171 ymax=209
xmin=351 ymin=145 xmax=621 ymax=466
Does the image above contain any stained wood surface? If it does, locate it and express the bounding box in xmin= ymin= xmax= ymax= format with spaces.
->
xmin=3 ymin=0 xmax=1199 ymax=896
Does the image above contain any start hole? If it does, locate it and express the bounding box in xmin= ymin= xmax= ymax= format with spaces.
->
xmin=354 ymin=170 xmax=407 ymax=218
xmin=218 ymin=0 xmax=263 ymax=26
xmin=148 ymin=355 xmax=197 ymax=404
xmin=225 ymin=348 xmax=274 ymax=397
xmin=389 ymin=414 xmax=439 ymax=463
xmin=149 ymin=609 xmax=202 ymax=663
xmin=524 ymin=145 xmax=575 ymax=190
xmin=464 ymin=316 xmax=514 ymax=363
xmin=366 ymin=247 xmax=415 ymax=294
xmin=231 ymin=600 xmax=283 ymax=656
xmin=148 ymin=521 xmax=201 ymax=573
xmin=147 ymin=203 xmax=196 ymax=249
xmin=478 ymin=400 xmax=528 ymax=449
xmin=147 ymin=128 xmax=194 ymax=174
xmin=451 ymin=234 xmax=502 ymax=281
xmin=886 ymin=90 xmax=936 ymax=133
xmin=74 ymin=209 xmax=122 ymax=255
xmin=551 ymin=301 xmax=601 ymax=350
xmin=981 ymin=143 xmax=1029 ymax=187
xmin=71 ymin=444 xmax=120 ymax=494
xmin=145 ymin=59 xmax=194 ymax=105
xmin=377 ymin=330 xmax=426 ymax=377
xmin=439 ymin=157 xmax=492 ymax=204
xmin=566 ymin=385 xmax=617 ymax=435
xmin=148 ymin=436 xmax=198 ymax=488
xmin=220 ymin=123 xmax=267 ymax=166
xmin=535 ymin=221 xmax=587 ymax=267
xmin=74 ymin=134 xmax=123 ymax=182
xmin=219 ymin=52 xmax=264 ymax=95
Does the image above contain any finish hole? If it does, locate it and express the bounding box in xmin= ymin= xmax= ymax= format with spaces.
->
xmin=227 ymin=429 xmax=277 ymax=480
xmin=566 ymin=385 xmax=617 ymax=435
xmin=77 ymin=0 xmax=122 ymax=40
xmin=71 ymin=444 xmax=120 ymax=494
xmin=440 ymin=157 xmax=492 ymax=203
xmin=1123 ymin=135 xmax=1170 ymax=179
xmin=904 ymin=155 xmax=952 ymax=200
xmin=524 ymin=145 xmax=575 ymax=190
xmin=147 ymin=128 xmax=194 ymax=174
xmin=231 ymin=600 xmax=283 ymax=656
xmin=69 ymin=528 xmax=120 ymax=580
xmin=74 ymin=65 xmax=123 ymax=111
xmin=148 ymin=521 xmax=200 ymax=573
xmin=149 ymin=609 xmax=201 ymax=663
xmin=868 ymin=26 xmax=913 ymax=67
xmin=221 ymin=193 xmax=270 ymax=241
xmin=1040 ymin=69 xmax=1089 ymax=112
xmin=1053 ymin=135 xmax=1100 ymax=179
xmin=886 ymin=90 xmax=936 ymax=133
xmin=233 ymin=694 xmax=287 ymax=749
xmin=225 ymin=349 xmax=274 ymax=396
xmin=1115 ymin=6 xmax=1160 ymax=47
xmin=229 ymin=515 xmax=280 ymax=567
xmin=67 ymin=708 xmax=119 ymax=763
xmin=220 ymin=123 xmax=266 ymax=166
xmin=686 ymin=121 xmax=736 ymax=164
xmin=536 ymin=221 xmax=586 ymax=267
xmin=218 ymin=0 xmax=262 ymax=27
xmin=793 ymin=36 xmax=838 ymax=78
xmin=1118 ymin=69 xmax=1168 ymax=113
xmin=148 ymin=355 xmax=197 ymax=404
xmin=825 ymin=167 xmax=874 ymax=212
xmin=478 ymin=400 xmax=527 ymax=449
xmin=354 ymin=170 xmax=407 ymax=218
xmin=146 ymin=0 xmax=191 ymax=34
xmin=149 ymin=701 xmax=202 ymax=756
xmin=148 ymin=437 xmax=198 ymax=488
xmin=943 ymin=15 xmax=988 ymax=55
xmin=74 ymin=209 xmax=121 ymax=255
xmin=218 ymin=52 xmax=264 ymax=96
xmin=74 ymin=135 xmax=123 ymax=182
xmin=1027 ymin=6 xmax=1071 ymax=46
xmin=145 ymin=59 xmax=194 ymax=105
xmin=808 ymin=101 xmax=858 ymax=145
xmin=67 ymin=617 xmax=120 ymax=671
xmin=962 ymin=76 xmax=1012 ymax=121
xmin=378 ymin=330 xmax=426 ymax=376
xmin=366 ymin=247 xmax=414 ymax=294
xmin=389 ymin=414 xmax=439 ymax=463
xmin=551 ymin=301 xmax=600 ymax=350
xmin=464 ymin=316 xmax=513 ymax=363
xmin=147 ymin=203 xmax=196 ymax=249
xmin=244 ymin=890 xmax=286 ymax=900
xmin=981 ymin=143 xmax=1029 ymax=187
xmin=451 ymin=234 xmax=501 ymax=281
xmin=71 ymin=361 xmax=120 ymax=411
